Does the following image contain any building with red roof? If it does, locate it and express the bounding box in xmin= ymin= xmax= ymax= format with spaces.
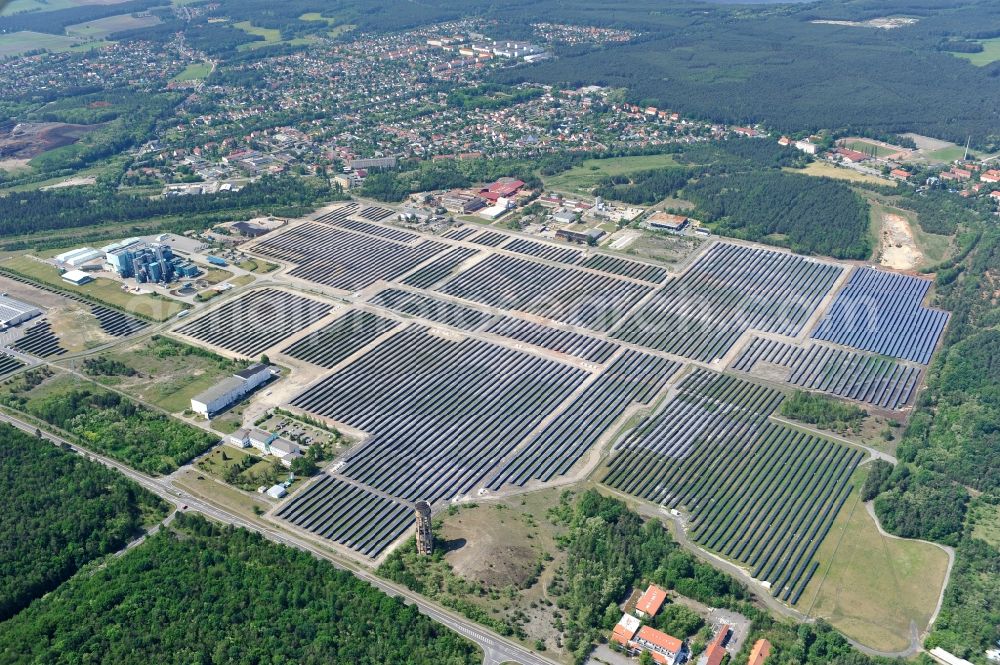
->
xmin=697 ymin=625 xmax=731 ymax=665
xmin=480 ymin=178 xmax=525 ymax=202
xmin=635 ymin=584 xmax=668 ymax=618
xmin=631 ymin=625 xmax=685 ymax=665
xmin=748 ymin=638 xmax=772 ymax=665
xmin=835 ymin=147 xmax=869 ymax=163
xmin=610 ymin=613 xmax=641 ymax=647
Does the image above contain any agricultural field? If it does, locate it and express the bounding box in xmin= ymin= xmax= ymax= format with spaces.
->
xmin=794 ymin=467 xmax=950 ymax=652
xmin=785 ymin=162 xmax=895 ymax=188
xmin=0 ymin=0 xmax=132 ymax=15
xmin=79 ymin=335 xmax=250 ymax=413
xmin=64 ymin=12 xmax=159 ymax=39
xmin=0 ymin=31 xmax=85 ymax=57
xmin=605 ymin=369 xmax=863 ymax=604
xmin=174 ymin=288 xmax=331 ymax=357
xmin=543 ymin=154 xmax=680 ymax=195
xmin=0 ymin=255 xmax=186 ymax=320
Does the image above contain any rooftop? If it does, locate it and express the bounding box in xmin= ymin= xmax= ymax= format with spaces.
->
xmin=234 ymin=363 xmax=270 ymax=380
xmin=192 ymin=375 xmax=245 ymax=405
xmin=635 ymin=584 xmax=668 ymax=616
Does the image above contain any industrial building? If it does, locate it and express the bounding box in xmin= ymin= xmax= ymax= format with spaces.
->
xmin=0 ymin=295 xmax=41 ymax=329
xmin=647 ymin=212 xmax=689 ymax=234
xmin=61 ymin=270 xmax=94 ymax=286
xmin=104 ymin=239 xmax=200 ymax=284
xmin=190 ymin=363 xmax=272 ymax=417
xmin=415 ymin=500 xmax=434 ymax=555
xmin=54 ymin=247 xmax=103 ymax=268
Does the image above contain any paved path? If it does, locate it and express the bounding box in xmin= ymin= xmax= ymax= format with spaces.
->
xmin=0 ymin=412 xmax=554 ymax=665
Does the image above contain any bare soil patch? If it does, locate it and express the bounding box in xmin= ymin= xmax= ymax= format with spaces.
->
xmin=878 ymin=212 xmax=921 ymax=271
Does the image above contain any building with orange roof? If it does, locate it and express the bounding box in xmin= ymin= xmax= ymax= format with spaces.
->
xmin=748 ymin=638 xmax=772 ymax=665
xmin=697 ymin=624 xmax=731 ymax=665
xmin=634 ymin=584 xmax=668 ymax=618
xmin=890 ymin=168 xmax=912 ymax=180
xmin=610 ymin=613 xmax=641 ymax=647
xmin=981 ymin=168 xmax=1000 ymax=184
xmin=630 ymin=625 xmax=686 ymax=665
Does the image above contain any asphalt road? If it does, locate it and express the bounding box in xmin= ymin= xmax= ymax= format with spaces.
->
xmin=0 ymin=412 xmax=554 ymax=665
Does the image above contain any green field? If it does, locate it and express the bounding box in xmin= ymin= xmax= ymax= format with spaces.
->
xmin=65 ymin=13 xmax=160 ymax=39
xmin=785 ymin=162 xmax=895 ymax=188
xmin=842 ymin=140 xmax=899 ymax=159
xmin=0 ymin=255 xmax=187 ymax=321
xmin=954 ymin=37 xmax=1000 ymax=66
xmin=0 ymin=31 xmax=86 ymax=57
xmin=0 ymin=0 xmax=129 ymax=15
xmin=794 ymin=466 xmax=950 ymax=652
xmin=927 ymin=145 xmax=976 ymax=162
xmin=543 ymin=154 xmax=679 ymax=194
xmin=171 ymin=61 xmax=212 ymax=82
xmin=84 ymin=336 xmax=249 ymax=413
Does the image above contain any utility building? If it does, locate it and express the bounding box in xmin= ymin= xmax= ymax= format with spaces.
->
xmin=415 ymin=500 xmax=434 ymax=555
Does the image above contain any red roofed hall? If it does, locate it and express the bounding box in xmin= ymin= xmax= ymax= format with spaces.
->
xmin=635 ymin=584 xmax=668 ymax=617
xmin=748 ymin=638 xmax=772 ymax=665
xmin=631 ymin=625 xmax=685 ymax=665
xmin=698 ymin=624 xmax=731 ymax=665
xmin=480 ymin=178 xmax=525 ymax=202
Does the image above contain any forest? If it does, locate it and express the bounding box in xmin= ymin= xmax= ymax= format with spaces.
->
xmin=491 ymin=0 xmax=1000 ymax=148
xmin=0 ymin=175 xmax=337 ymax=238
xmin=0 ymin=424 xmax=166 ymax=621
xmin=0 ymin=514 xmax=480 ymax=665
xmin=682 ymin=171 xmax=872 ymax=259
xmin=0 ymin=369 xmax=217 ymax=475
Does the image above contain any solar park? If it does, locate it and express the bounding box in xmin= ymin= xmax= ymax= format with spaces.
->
xmin=171 ymin=202 xmax=948 ymax=594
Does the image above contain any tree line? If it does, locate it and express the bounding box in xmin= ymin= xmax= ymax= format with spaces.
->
xmin=0 ymin=423 xmax=167 ymax=621
xmin=0 ymin=513 xmax=480 ymax=664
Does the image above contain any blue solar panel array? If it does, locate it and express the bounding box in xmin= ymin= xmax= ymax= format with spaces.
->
xmin=811 ymin=268 xmax=947 ymax=365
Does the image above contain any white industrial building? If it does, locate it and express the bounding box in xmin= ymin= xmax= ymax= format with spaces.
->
xmin=54 ymin=247 xmax=103 ymax=267
xmin=61 ymin=270 xmax=94 ymax=286
xmin=190 ymin=363 xmax=272 ymax=417
xmin=0 ymin=295 xmax=41 ymax=329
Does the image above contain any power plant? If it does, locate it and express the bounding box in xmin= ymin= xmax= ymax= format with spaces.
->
xmin=414 ymin=501 xmax=433 ymax=555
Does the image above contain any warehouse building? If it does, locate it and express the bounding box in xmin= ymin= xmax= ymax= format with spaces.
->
xmin=0 ymin=295 xmax=41 ymax=329
xmin=190 ymin=363 xmax=272 ymax=417
xmin=54 ymin=247 xmax=103 ymax=268
xmin=61 ymin=270 xmax=94 ymax=286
